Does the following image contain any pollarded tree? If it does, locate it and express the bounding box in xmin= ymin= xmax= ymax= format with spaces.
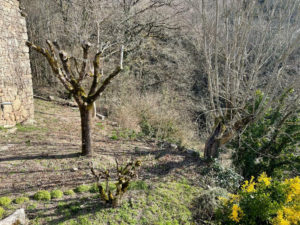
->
xmin=26 ymin=40 xmax=124 ymax=156
xmin=186 ymin=0 xmax=300 ymax=159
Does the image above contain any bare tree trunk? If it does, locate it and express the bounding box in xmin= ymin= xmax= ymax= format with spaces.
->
xmin=79 ymin=105 xmax=93 ymax=156
xmin=204 ymin=122 xmax=222 ymax=159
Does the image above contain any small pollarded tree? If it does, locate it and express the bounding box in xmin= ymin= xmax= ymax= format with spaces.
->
xmin=26 ymin=40 xmax=124 ymax=156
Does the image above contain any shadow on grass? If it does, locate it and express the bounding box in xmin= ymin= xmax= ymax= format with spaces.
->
xmin=27 ymin=196 xmax=110 ymax=225
xmin=0 ymin=153 xmax=80 ymax=162
xmin=141 ymin=148 xmax=206 ymax=178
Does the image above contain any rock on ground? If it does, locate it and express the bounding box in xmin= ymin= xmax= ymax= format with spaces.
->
xmin=0 ymin=209 xmax=27 ymax=225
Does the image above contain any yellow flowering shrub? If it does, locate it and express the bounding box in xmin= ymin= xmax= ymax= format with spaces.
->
xmin=229 ymin=204 xmax=244 ymax=222
xmin=258 ymin=172 xmax=272 ymax=186
xmin=241 ymin=176 xmax=256 ymax=193
xmin=216 ymin=174 xmax=300 ymax=225
xmin=284 ymin=177 xmax=300 ymax=203
xmin=273 ymin=206 xmax=300 ymax=225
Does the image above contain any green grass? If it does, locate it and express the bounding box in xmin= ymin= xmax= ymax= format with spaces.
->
xmin=0 ymin=197 xmax=12 ymax=207
xmin=129 ymin=180 xmax=149 ymax=190
xmin=0 ymin=207 xmax=5 ymax=219
xmin=16 ymin=123 xmax=47 ymax=132
xmin=75 ymin=185 xmax=90 ymax=193
xmin=89 ymin=183 xmax=99 ymax=193
xmin=96 ymin=122 xmax=105 ymax=130
xmin=56 ymin=181 xmax=201 ymax=225
xmin=110 ymin=129 xmax=138 ymax=141
xmin=27 ymin=203 xmax=38 ymax=211
xmin=110 ymin=131 xmax=119 ymax=140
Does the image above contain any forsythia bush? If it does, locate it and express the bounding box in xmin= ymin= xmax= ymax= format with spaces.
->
xmin=216 ymin=173 xmax=300 ymax=225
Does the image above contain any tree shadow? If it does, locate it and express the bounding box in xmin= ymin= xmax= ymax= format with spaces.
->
xmin=141 ymin=148 xmax=206 ymax=179
xmin=0 ymin=153 xmax=80 ymax=162
xmin=27 ymin=196 xmax=111 ymax=224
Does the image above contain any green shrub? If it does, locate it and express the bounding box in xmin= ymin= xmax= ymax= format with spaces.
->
xmin=51 ymin=190 xmax=64 ymax=199
xmin=0 ymin=197 xmax=12 ymax=207
xmin=75 ymin=184 xmax=90 ymax=193
xmin=0 ymin=207 xmax=5 ymax=219
xmin=14 ymin=196 xmax=29 ymax=204
xmin=33 ymin=190 xmax=51 ymax=201
xmin=201 ymin=160 xmax=243 ymax=192
xmin=191 ymin=187 xmax=228 ymax=222
xmin=110 ymin=129 xmax=138 ymax=141
xmin=96 ymin=122 xmax=104 ymax=130
xmin=64 ymin=190 xmax=75 ymax=196
xmin=27 ymin=203 xmax=37 ymax=210
xmin=230 ymin=89 xmax=300 ymax=179
xmin=110 ymin=131 xmax=119 ymax=140
xmin=216 ymin=174 xmax=300 ymax=225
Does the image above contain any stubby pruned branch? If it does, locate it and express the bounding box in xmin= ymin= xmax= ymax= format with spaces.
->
xmin=79 ymin=41 xmax=92 ymax=82
xmin=89 ymin=51 xmax=103 ymax=96
xmin=26 ymin=41 xmax=73 ymax=92
xmin=88 ymin=66 xmax=121 ymax=103
xmin=88 ymin=45 xmax=124 ymax=103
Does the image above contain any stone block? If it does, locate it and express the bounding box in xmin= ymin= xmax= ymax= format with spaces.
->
xmin=0 ymin=208 xmax=27 ymax=225
xmin=12 ymin=98 xmax=21 ymax=111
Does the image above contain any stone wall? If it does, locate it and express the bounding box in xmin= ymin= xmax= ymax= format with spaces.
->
xmin=0 ymin=0 xmax=33 ymax=127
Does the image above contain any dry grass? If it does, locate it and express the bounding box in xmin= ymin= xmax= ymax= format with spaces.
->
xmin=110 ymin=92 xmax=198 ymax=147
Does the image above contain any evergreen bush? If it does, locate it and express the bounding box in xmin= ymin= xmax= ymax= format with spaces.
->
xmin=230 ymin=89 xmax=300 ymax=179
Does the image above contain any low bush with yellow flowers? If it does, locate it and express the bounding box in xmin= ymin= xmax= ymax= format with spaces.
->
xmin=216 ymin=173 xmax=300 ymax=225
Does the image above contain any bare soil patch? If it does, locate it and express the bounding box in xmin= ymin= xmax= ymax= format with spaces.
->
xmin=0 ymin=99 xmax=204 ymax=196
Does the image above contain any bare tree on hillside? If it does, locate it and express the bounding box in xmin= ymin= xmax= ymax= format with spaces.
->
xmin=186 ymin=0 xmax=300 ymax=159
xmin=26 ymin=40 xmax=124 ymax=156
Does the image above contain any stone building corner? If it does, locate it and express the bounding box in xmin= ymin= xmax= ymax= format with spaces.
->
xmin=0 ymin=0 xmax=34 ymax=127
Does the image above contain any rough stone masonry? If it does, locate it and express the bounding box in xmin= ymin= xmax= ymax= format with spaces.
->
xmin=0 ymin=0 xmax=33 ymax=127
